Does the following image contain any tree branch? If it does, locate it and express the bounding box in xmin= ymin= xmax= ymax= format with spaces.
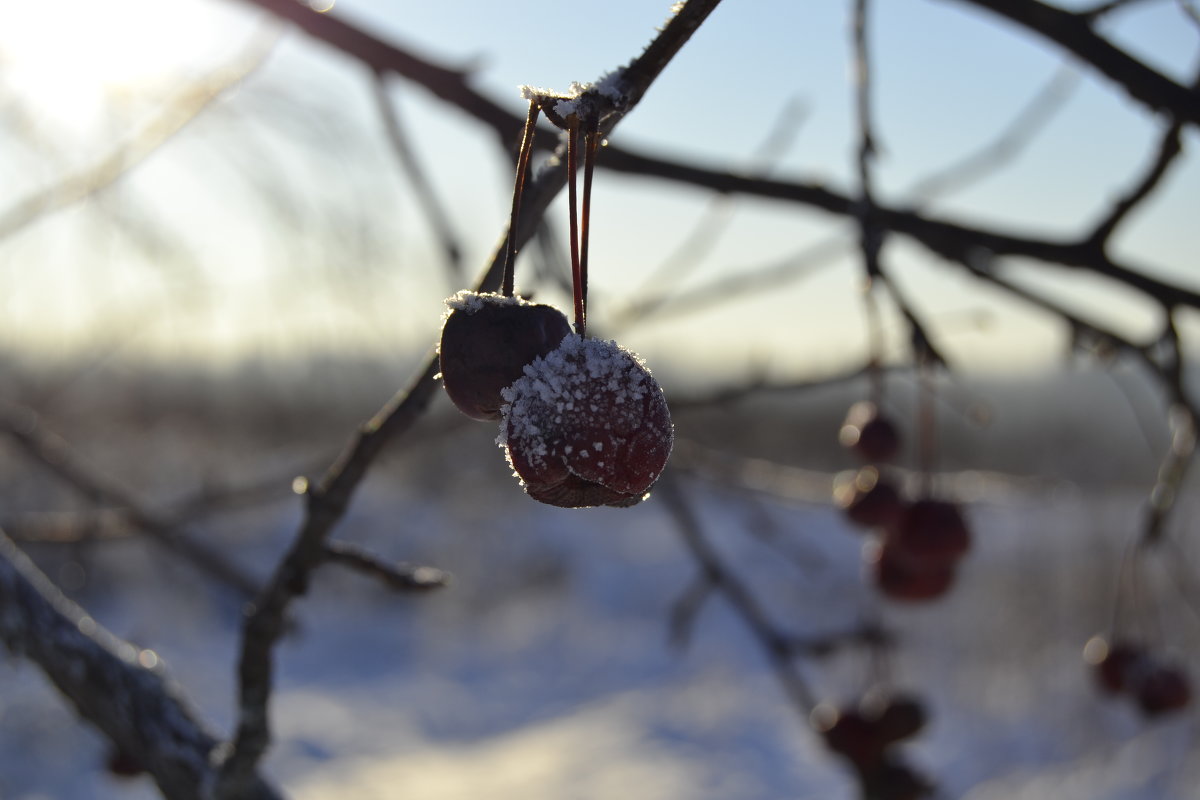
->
xmin=945 ymin=0 xmax=1200 ymax=125
xmin=0 ymin=405 xmax=263 ymax=600
xmin=0 ymin=529 xmax=280 ymax=800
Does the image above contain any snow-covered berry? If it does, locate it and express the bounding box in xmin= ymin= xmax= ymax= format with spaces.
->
xmin=499 ymin=334 xmax=673 ymax=508
xmin=439 ymin=291 xmax=571 ymax=421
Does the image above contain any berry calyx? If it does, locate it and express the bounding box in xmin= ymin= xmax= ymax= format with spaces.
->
xmin=840 ymin=401 xmax=902 ymax=463
xmin=439 ymin=291 xmax=572 ymax=421
xmin=499 ymin=334 xmax=673 ymax=508
xmin=835 ymin=467 xmax=906 ymax=529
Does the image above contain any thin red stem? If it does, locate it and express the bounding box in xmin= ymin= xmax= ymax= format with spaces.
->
xmin=566 ymin=123 xmax=583 ymax=331
xmin=578 ymin=124 xmax=600 ymax=337
xmin=502 ymin=101 xmax=541 ymax=297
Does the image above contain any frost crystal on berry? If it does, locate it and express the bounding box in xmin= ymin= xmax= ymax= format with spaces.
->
xmin=499 ymin=334 xmax=673 ymax=508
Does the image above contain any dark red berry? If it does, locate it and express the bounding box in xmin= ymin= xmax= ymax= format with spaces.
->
xmin=500 ymin=334 xmax=673 ymax=508
xmin=835 ymin=467 xmax=906 ymax=529
xmin=868 ymin=694 xmax=928 ymax=745
xmin=860 ymin=757 xmax=934 ymax=800
xmin=811 ymin=704 xmax=886 ymax=770
xmin=105 ymin=748 xmax=145 ymax=778
xmin=1135 ymin=663 xmax=1191 ymax=717
xmin=1083 ymin=636 xmax=1148 ymax=695
xmin=886 ymin=498 xmax=970 ymax=569
xmin=869 ymin=540 xmax=956 ymax=602
xmin=439 ymin=291 xmax=571 ymax=421
xmin=840 ymin=401 xmax=901 ymax=462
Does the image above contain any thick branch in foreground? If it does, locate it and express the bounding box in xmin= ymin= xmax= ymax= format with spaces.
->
xmin=0 ymin=530 xmax=280 ymax=800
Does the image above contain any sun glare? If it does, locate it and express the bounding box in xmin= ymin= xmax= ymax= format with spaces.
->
xmin=0 ymin=0 xmax=231 ymax=134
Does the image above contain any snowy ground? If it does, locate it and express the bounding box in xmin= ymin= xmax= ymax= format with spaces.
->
xmin=1 ymin=378 xmax=1198 ymax=799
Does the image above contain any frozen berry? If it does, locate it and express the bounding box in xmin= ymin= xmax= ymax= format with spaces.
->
xmin=439 ymin=291 xmax=571 ymax=420
xmin=869 ymin=540 xmax=956 ymax=602
xmin=886 ymin=498 xmax=970 ymax=569
xmin=1083 ymin=635 xmax=1148 ymax=695
xmin=1135 ymin=663 xmax=1191 ymax=717
xmin=840 ymin=401 xmax=901 ymax=462
xmin=867 ymin=694 xmax=928 ymax=744
xmin=860 ymin=757 xmax=933 ymax=800
xmin=105 ymin=747 xmax=145 ymax=778
xmin=499 ymin=334 xmax=673 ymax=508
xmin=811 ymin=704 xmax=886 ymax=770
xmin=835 ymin=467 xmax=906 ymax=529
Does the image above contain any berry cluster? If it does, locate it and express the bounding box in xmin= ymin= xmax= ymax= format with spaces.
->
xmin=834 ymin=401 xmax=971 ymax=602
xmin=1084 ymin=635 xmax=1192 ymax=717
xmin=811 ymin=693 xmax=932 ymax=799
xmin=438 ymin=87 xmax=672 ymax=508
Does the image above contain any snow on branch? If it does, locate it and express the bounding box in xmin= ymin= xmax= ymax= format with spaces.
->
xmin=0 ymin=529 xmax=281 ymax=800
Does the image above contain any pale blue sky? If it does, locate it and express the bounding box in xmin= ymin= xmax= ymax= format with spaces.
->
xmin=0 ymin=0 xmax=1197 ymax=376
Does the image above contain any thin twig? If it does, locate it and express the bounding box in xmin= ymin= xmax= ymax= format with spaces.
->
xmin=0 ymin=35 xmax=273 ymax=243
xmin=371 ymin=71 xmax=465 ymax=285
xmin=657 ymin=474 xmax=818 ymax=715
xmin=322 ymin=539 xmax=450 ymax=592
xmin=0 ymin=405 xmax=263 ymax=599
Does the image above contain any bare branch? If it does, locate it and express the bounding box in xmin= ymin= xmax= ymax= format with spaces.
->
xmin=371 ymin=71 xmax=465 ymax=285
xmin=0 ymin=36 xmax=272 ymax=243
xmin=0 ymin=405 xmax=263 ymax=599
xmin=0 ymin=529 xmax=280 ymax=800
xmin=656 ymin=475 xmax=818 ymax=715
xmin=322 ymin=539 xmax=450 ymax=592
xmin=945 ymin=0 xmax=1200 ymax=125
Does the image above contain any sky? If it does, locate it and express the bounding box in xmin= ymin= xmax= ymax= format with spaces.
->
xmin=0 ymin=0 xmax=1197 ymax=378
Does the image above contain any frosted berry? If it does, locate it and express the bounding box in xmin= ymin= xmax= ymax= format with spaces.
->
xmin=870 ymin=540 xmax=956 ymax=602
xmin=1135 ymin=663 xmax=1191 ymax=717
xmin=835 ymin=467 xmax=905 ymax=529
xmin=810 ymin=704 xmax=886 ymax=770
xmin=861 ymin=758 xmax=933 ymax=800
xmin=887 ymin=498 xmax=970 ymax=569
xmin=499 ymin=334 xmax=673 ymax=508
xmin=867 ymin=694 xmax=928 ymax=745
xmin=439 ymin=291 xmax=571 ymax=420
xmin=1083 ymin=636 xmax=1148 ymax=695
xmin=840 ymin=401 xmax=901 ymax=463
xmin=105 ymin=748 xmax=145 ymax=778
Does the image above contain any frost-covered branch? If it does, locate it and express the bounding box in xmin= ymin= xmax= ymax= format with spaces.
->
xmin=0 ymin=529 xmax=280 ymax=800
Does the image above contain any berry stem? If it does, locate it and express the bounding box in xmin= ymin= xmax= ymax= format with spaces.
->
xmin=917 ymin=358 xmax=937 ymax=496
xmin=502 ymin=100 xmax=541 ymax=297
xmin=863 ymin=280 xmax=885 ymax=406
xmin=578 ymin=122 xmax=600 ymax=337
xmin=566 ymin=122 xmax=583 ymax=332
